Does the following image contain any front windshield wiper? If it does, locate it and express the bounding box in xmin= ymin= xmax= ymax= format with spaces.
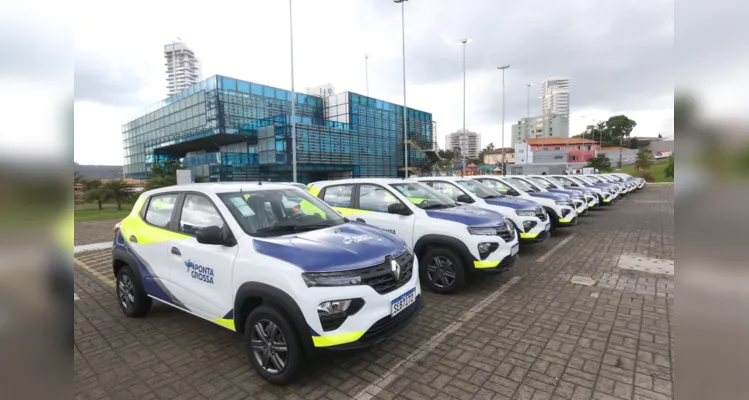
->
xmin=482 ymin=194 xmax=503 ymax=199
xmin=422 ymin=203 xmax=454 ymax=210
xmin=256 ymin=222 xmax=335 ymax=235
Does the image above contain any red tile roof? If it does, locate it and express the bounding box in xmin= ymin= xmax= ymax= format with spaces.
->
xmin=526 ymin=138 xmax=599 ymax=145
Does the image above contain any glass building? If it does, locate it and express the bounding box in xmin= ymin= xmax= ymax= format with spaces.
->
xmin=122 ymin=75 xmax=436 ymax=183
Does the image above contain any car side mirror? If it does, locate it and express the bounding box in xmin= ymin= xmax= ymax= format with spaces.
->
xmin=197 ymin=225 xmax=233 ymax=246
xmin=387 ymin=202 xmax=412 ymax=216
xmin=507 ymin=189 xmax=520 ymax=196
xmin=456 ymin=194 xmax=474 ymax=203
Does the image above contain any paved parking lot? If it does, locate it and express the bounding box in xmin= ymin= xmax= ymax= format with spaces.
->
xmin=75 ymin=219 xmax=120 ymax=246
xmin=74 ymin=186 xmax=674 ymax=400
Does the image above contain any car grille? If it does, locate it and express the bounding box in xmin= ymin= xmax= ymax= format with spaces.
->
xmin=535 ymin=209 xmax=548 ymax=221
xmin=359 ymin=251 xmax=414 ymax=295
xmin=495 ymin=225 xmax=515 ymax=242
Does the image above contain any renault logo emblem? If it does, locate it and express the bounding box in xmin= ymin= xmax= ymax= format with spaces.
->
xmin=391 ymin=259 xmax=401 ymax=280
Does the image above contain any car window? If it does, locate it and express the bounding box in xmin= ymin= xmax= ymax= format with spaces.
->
xmin=529 ymin=177 xmax=553 ymax=189
xmin=358 ymin=184 xmax=402 ymax=212
xmin=144 ymin=193 xmax=178 ymax=228
xmin=422 ymin=181 xmax=466 ymax=202
xmin=179 ymin=194 xmax=224 ymax=235
xmin=477 ymin=178 xmax=512 ymax=194
xmin=322 ymin=185 xmax=353 ymax=207
xmin=455 ymin=179 xmax=502 ymax=199
xmin=390 ymin=182 xmax=455 ymax=209
xmin=505 ymin=177 xmax=537 ymax=192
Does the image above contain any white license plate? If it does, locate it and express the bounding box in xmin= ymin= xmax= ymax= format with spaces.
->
xmin=391 ymin=287 xmax=416 ymax=317
xmin=545 ymin=222 xmax=551 ymax=231
xmin=511 ymin=243 xmax=519 ymax=255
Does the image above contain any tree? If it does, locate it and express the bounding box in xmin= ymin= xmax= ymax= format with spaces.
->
xmin=84 ymin=187 xmax=112 ymax=210
xmin=629 ymin=138 xmax=639 ymax=150
xmin=103 ymin=179 xmax=133 ymax=210
xmin=665 ymin=154 xmax=674 ymax=179
xmin=636 ymin=149 xmax=654 ymax=171
xmin=585 ymin=154 xmax=613 ymax=172
xmin=658 ymin=133 xmax=663 ymax=139
xmin=146 ymin=160 xmax=204 ymax=190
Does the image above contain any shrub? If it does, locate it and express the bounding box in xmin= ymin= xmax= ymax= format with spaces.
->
xmin=637 ymin=170 xmax=655 ymax=182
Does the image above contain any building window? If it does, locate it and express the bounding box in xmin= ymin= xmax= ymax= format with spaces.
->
xmin=571 ymin=156 xmax=578 ymax=161
xmin=555 ymin=146 xmax=561 ymax=150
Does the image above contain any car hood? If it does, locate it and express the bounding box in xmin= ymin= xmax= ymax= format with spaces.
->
xmin=546 ymin=188 xmax=581 ymax=197
xmin=529 ymin=192 xmax=569 ymax=201
xmin=426 ymin=205 xmax=507 ymax=227
xmin=252 ymin=222 xmax=407 ymax=273
xmin=484 ymin=197 xmax=538 ymax=210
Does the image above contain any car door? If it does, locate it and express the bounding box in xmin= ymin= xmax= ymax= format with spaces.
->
xmin=352 ymin=184 xmax=416 ymax=247
xmin=319 ymin=184 xmax=357 ymax=217
xmin=420 ymin=180 xmax=471 ymax=205
xmin=167 ymin=192 xmax=239 ymax=319
xmin=130 ymin=192 xmax=180 ymax=291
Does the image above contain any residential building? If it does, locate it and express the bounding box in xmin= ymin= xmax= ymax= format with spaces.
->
xmin=483 ymin=148 xmax=515 ymax=165
xmin=540 ymin=77 xmax=570 ymax=117
xmin=511 ymin=114 xmax=569 ymax=144
xmin=445 ymin=129 xmax=481 ymax=159
xmin=165 ymin=41 xmax=202 ymax=96
xmin=514 ymin=138 xmax=599 ymax=164
xmin=122 ymin=75 xmax=435 ymax=183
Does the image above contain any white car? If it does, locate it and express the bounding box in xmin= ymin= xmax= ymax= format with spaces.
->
xmin=308 ymin=178 xmax=520 ymax=294
xmin=472 ymin=175 xmax=578 ymax=230
xmin=414 ymin=176 xmax=551 ymax=244
xmin=505 ymin=175 xmax=589 ymax=217
xmin=112 ymin=183 xmax=420 ymax=384
xmin=525 ymin=174 xmax=599 ymax=210
xmin=551 ymin=174 xmax=620 ymax=204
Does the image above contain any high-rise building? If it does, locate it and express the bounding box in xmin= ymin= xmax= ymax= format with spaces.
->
xmin=540 ymin=77 xmax=570 ymax=117
xmin=164 ymin=40 xmax=202 ymax=96
xmin=445 ymin=129 xmax=481 ymax=159
xmin=511 ymin=114 xmax=569 ymax=144
xmin=122 ymin=75 xmax=435 ymax=182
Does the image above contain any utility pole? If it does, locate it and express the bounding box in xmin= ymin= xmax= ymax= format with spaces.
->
xmin=289 ymin=0 xmax=297 ymax=182
xmin=498 ymin=65 xmax=510 ymax=175
xmin=365 ymin=52 xmax=370 ymax=97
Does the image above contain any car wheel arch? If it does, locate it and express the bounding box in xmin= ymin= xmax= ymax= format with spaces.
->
xmin=413 ymin=234 xmax=474 ymax=267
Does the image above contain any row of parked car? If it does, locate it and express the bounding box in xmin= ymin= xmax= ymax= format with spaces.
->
xmin=109 ymin=172 xmax=644 ymax=384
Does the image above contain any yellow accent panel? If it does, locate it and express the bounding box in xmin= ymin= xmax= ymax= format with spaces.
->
xmin=559 ymin=218 xmax=574 ymax=223
xmin=603 ymin=199 xmax=612 ymax=203
xmin=119 ymin=216 xmax=191 ymax=245
xmin=213 ymin=318 xmax=236 ymax=331
xmin=520 ymin=232 xmax=539 ymax=239
xmin=308 ymin=186 xmax=321 ymax=196
xmin=588 ymin=204 xmax=594 ymax=208
xmin=474 ymin=260 xmax=501 ymax=269
xmin=406 ymin=197 xmax=428 ymax=205
xmin=577 ymin=209 xmax=583 ymax=214
xmin=333 ymin=207 xmax=372 ymax=216
xmin=131 ymin=195 xmax=148 ymax=216
xmin=312 ymin=331 xmax=365 ymax=347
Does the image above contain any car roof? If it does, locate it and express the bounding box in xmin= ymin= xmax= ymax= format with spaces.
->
xmin=141 ymin=182 xmax=302 ymax=197
xmin=310 ymin=177 xmax=413 ymax=187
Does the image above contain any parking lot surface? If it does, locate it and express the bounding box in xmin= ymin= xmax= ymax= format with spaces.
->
xmin=75 ymin=219 xmax=121 ymax=246
xmin=75 ymin=186 xmax=674 ymax=400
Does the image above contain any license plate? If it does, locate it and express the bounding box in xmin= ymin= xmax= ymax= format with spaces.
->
xmin=391 ymin=287 xmax=416 ymax=317
xmin=511 ymin=243 xmax=519 ymax=255
xmin=545 ymin=222 xmax=551 ymax=231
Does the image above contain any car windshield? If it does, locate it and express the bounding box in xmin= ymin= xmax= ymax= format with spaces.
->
xmin=455 ymin=179 xmax=504 ymax=199
xmin=505 ymin=177 xmax=539 ymax=192
xmin=551 ymin=176 xmax=577 ymax=187
xmin=477 ymin=178 xmax=515 ymax=194
xmin=585 ymin=175 xmax=603 ymax=183
xmin=390 ymin=182 xmax=456 ymax=209
xmin=568 ymin=176 xmax=589 ymax=185
xmin=219 ymin=188 xmax=345 ymax=237
xmin=575 ymin=176 xmax=596 ymax=184
xmin=529 ymin=177 xmax=555 ymax=189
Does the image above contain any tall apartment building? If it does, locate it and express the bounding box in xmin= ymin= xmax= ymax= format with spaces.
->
xmin=511 ymin=114 xmax=569 ymax=144
xmin=445 ymin=129 xmax=481 ymax=159
xmin=540 ymin=77 xmax=570 ymax=117
xmin=164 ymin=41 xmax=202 ymax=96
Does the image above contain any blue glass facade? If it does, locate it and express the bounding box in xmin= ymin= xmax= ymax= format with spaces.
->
xmin=122 ymin=75 xmax=435 ymax=183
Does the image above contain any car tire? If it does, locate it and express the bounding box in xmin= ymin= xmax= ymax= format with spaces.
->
xmin=245 ymin=306 xmax=303 ymax=385
xmin=420 ymin=247 xmax=466 ymax=294
xmin=115 ymin=265 xmax=151 ymax=318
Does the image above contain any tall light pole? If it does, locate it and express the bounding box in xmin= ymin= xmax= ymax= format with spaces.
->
xmin=525 ymin=83 xmax=533 ymax=117
xmin=498 ymin=65 xmax=510 ymax=175
xmin=459 ymin=38 xmax=472 ymax=177
xmin=365 ymin=52 xmax=370 ymax=97
xmin=289 ymin=0 xmax=297 ymax=182
xmin=394 ymin=0 xmax=408 ymax=177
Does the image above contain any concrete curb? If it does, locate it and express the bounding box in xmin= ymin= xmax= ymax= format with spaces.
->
xmin=74 ymin=241 xmax=113 ymax=254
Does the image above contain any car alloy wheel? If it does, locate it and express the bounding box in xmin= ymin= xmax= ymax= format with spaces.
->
xmin=250 ymin=320 xmax=289 ymax=374
xmin=426 ymin=256 xmax=456 ymax=288
xmin=117 ymin=273 xmax=136 ymax=311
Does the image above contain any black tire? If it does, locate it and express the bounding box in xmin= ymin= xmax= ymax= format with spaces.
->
xmin=245 ymin=305 xmax=303 ymax=385
xmin=115 ymin=265 xmax=151 ymax=318
xmin=420 ymin=247 xmax=467 ymax=294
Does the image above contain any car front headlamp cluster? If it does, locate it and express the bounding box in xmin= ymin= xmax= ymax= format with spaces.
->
xmin=515 ymin=209 xmax=536 ymax=217
xmin=303 ymin=272 xmax=362 ymax=287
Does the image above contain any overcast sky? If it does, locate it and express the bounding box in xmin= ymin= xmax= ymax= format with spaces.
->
xmin=71 ymin=0 xmax=675 ymax=165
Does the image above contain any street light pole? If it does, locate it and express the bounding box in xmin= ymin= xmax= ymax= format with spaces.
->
xmin=460 ymin=38 xmax=472 ymax=177
xmin=289 ymin=0 xmax=297 ymax=183
xmin=498 ymin=65 xmax=510 ymax=175
xmin=525 ymin=83 xmax=533 ymax=117
xmin=394 ymin=0 xmax=408 ymax=178
xmin=365 ymin=52 xmax=370 ymax=97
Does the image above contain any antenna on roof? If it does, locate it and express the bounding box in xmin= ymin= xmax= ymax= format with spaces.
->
xmin=258 ymin=178 xmax=262 ymax=186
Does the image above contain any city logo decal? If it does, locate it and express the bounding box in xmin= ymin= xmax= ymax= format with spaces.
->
xmin=185 ymin=259 xmax=215 ymax=285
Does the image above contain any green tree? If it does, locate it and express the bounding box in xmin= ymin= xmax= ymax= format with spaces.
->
xmin=665 ymin=154 xmax=674 ymax=178
xmin=585 ymin=154 xmax=613 ymax=172
xmin=146 ymin=160 xmax=204 ymax=190
xmin=606 ymin=115 xmax=637 ymax=146
xmin=81 ymin=179 xmax=102 ymax=191
xmin=103 ymin=179 xmax=133 ymax=210
xmin=83 ymin=187 xmax=112 ymax=210
xmin=629 ymin=138 xmax=639 ymax=149
xmin=636 ymin=149 xmax=654 ymax=171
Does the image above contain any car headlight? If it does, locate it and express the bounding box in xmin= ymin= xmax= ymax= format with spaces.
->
xmin=515 ymin=209 xmax=536 ymax=217
xmin=303 ymin=272 xmax=362 ymax=287
xmin=467 ymin=227 xmax=498 ymax=236
xmin=555 ymin=200 xmax=572 ymax=206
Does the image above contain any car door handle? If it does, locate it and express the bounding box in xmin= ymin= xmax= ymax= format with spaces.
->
xmin=129 ymin=235 xmax=138 ymax=244
xmin=171 ymin=247 xmax=181 ymax=256
xmin=356 ymin=218 xmax=366 ymax=223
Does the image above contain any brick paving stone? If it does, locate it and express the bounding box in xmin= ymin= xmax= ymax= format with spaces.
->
xmin=74 ymin=187 xmax=674 ymax=399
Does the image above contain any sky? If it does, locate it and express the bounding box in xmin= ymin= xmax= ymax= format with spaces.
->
xmin=71 ymin=0 xmax=676 ymax=166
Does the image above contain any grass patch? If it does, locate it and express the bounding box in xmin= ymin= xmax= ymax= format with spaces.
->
xmin=75 ymin=203 xmax=132 ymax=222
xmin=617 ymin=160 xmax=673 ymax=182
